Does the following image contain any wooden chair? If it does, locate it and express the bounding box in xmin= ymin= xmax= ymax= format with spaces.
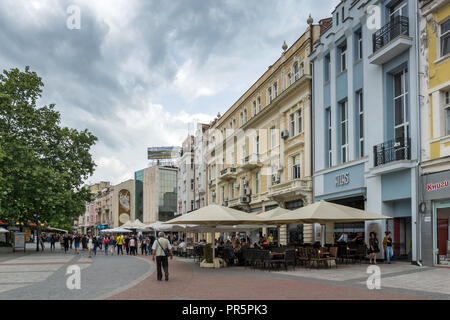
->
xmin=324 ymin=246 xmax=338 ymax=269
xmin=309 ymin=248 xmax=328 ymax=269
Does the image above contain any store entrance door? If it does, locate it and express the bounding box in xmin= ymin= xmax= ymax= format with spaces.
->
xmin=393 ymin=217 xmax=412 ymax=258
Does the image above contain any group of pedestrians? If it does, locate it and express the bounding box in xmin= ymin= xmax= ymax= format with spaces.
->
xmin=38 ymin=233 xmax=159 ymax=258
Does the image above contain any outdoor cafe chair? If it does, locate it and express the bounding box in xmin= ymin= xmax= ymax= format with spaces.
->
xmin=296 ymin=247 xmax=309 ymax=267
xmin=324 ymin=246 xmax=338 ymax=269
xmin=309 ymin=248 xmax=328 ymax=269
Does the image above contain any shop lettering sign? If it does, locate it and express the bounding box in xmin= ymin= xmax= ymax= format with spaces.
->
xmin=335 ymin=172 xmax=350 ymax=187
xmin=427 ymin=180 xmax=449 ymax=192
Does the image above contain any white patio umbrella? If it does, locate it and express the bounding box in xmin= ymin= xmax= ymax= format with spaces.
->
xmin=166 ymin=205 xmax=265 ymax=260
xmin=268 ymin=201 xmax=391 ymax=224
xmin=0 ymin=227 xmax=9 ymax=233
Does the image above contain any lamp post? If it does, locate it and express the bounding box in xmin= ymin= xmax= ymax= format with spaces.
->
xmin=34 ymin=213 xmax=40 ymax=252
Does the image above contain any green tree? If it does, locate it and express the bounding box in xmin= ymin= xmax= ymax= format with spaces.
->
xmin=0 ymin=67 xmax=97 ymax=235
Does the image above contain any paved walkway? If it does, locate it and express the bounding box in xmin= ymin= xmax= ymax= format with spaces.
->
xmin=108 ymin=257 xmax=450 ymax=300
xmin=2 ymin=247 xmax=449 ymax=300
xmin=0 ymin=246 xmax=153 ymax=300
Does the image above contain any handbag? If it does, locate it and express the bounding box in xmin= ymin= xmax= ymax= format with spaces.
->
xmin=157 ymin=238 xmax=171 ymax=258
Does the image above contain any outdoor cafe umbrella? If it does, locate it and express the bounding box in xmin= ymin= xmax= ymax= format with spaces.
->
xmin=256 ymin=207 xmax=291 ymax=246
xmin=0 ymin=227 xmax=8 ymax=233
xmin=166 ymin=205 xmax=265 ymax=260
xmin=266 ymin=201 xmax=391 ymax=224
xmin=264 ymin=201 xmax=391 ymax=245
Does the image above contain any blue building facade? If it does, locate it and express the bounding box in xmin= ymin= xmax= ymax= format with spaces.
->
xmin=310 ymin=0 xmax=420 ymax=263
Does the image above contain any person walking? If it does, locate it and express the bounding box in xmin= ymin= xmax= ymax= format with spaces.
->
xmin=98 ymin=235 xmax=103 ymax=250
xmin=50 ymin=234 xmax=56 ymax=251
xmin=149 ymin=234 xmax=155 ymax=256
xmin=140 ymin=237 xmax=147 ymax=255
xmin=93 ymin=235 xmax=98 ymax=256
xmin=81 ymin=235 xmax=87 ymax=251
xmin=69 ymin=234 xmax=73 ymax=249
xmin=129 ymin=236 xmax=136 ymax=256
xmin=74 ymin=234 xmax=81 ymax=254
xmin=369 ymin=232 xmax=380 ymax=265
xmin=63 ymin=234 xmax=69 ymax=254
xmin=103 ymin=236 xmax=110 ymax=255
xmin=152 ymin=232 xmax=173 ymax=281
xmin=88 ymin=235 xmax=94 ymax=258
xmin=109 ymin=236 xmax=116 ymax=256
xmin=384 ymin=231 xmax=394 ymax=264
xmin=145 ymin=237 xmax=151 ymax=255
xmin=116 ymin=234 xmax=124 ymax=255
xmin=125 ymin=236 xmax=130 ymax=255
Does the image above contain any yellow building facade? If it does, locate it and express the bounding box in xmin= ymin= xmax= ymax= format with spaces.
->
xmin=206 ymin=18 xmax=326 ymax=244
xmin=420 ymin=0 xmax=450 ymax=164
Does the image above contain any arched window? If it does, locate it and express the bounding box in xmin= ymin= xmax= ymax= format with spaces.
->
xmin=294 ymin=62 xmax=299 ymax=81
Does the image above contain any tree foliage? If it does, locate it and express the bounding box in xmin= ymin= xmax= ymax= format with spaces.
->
xmin=0 ymin=67 xmax=97 ymax=228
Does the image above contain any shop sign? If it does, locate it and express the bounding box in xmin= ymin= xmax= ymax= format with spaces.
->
xmin=427 ymin=180 xmax=449 ymax=192
xmin=335 ymin=172 xmax=350 ymax=187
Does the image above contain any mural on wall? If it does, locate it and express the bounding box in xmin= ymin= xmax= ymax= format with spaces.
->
xmin=119 ymin=189 xmax=131 ymax=226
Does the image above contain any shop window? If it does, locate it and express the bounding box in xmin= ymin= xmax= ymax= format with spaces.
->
xmin=440 ymin=19 xmax=450 ymax=57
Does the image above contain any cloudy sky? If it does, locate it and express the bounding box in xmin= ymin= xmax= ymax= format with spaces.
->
xmin=0 ymin=0 xmax=339 ymax=185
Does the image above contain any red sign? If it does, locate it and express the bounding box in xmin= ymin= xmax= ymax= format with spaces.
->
xmin=427 ymin=180 xmax=449 ymax=192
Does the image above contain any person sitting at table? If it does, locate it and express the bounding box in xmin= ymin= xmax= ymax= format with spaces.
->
xmin=268 ymin=233 xmax=274 ymax=245
xmin=351 ymin=232 xmax=364 ymax=245
xmin=178 ymin=239 xmax=187 ymax=248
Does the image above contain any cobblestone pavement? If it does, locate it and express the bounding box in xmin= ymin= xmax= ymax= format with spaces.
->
xmin=2 ymin=246 xmax=450 ymax=300
xmin=0 ymin=244 xmax=153 ymax=300
xmin=108 ymin=256 xmax=450 ymax=300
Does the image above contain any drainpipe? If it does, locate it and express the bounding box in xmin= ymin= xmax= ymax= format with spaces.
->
xmin=414 ymin=0 xmax=423 ymax=267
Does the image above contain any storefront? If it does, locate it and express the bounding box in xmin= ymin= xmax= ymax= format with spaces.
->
xmin=420 ymin=170 xmax=450 ymax=266
xmin=314 ymin=162 xmax=367 ymax=244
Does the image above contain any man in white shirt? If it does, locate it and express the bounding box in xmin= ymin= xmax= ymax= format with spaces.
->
xmin=152 ymin=232 xmax=173 ymax=281
xmin=338 ymin=233 xmax=348 ymax=242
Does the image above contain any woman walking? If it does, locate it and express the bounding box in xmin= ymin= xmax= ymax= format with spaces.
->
xmin=129 ymin=236 xmax=136 ymax=255
xmin=63 ymin=234 xmax=69 ymax=254
xmin=88 ymin=235 xmax=94 ymax=258
xmin=369 ymin=232 xmax=380 ymax=265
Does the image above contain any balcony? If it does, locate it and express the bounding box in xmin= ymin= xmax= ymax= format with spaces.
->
xmin=373 ymin=137 xmax=411 ymax=167
xmin=220 ymin=167 xmax=237 ymax=181
xmin=369 ymin=16 xmax=412 ymax=65
xmin=268 ymin=179 xmax=312 ymax=202
xmin=241 ymin=153 xmax=262 ymax=170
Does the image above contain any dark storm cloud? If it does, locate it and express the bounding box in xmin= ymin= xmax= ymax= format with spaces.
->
xmin=0 ymin=0 xmax=339 ymax=184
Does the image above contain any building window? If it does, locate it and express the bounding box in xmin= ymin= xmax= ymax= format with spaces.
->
xmin=273 ymin=82 xmax=278 ymax=99
xmin=447 ymin=107 xmax=450 ymax=136
xmin=358 ymin=91 xmax=364 ymax=157
xmin=294 ymin=62 xmax=299 ymax=81
xmin=233 ymin=118 xmax=236 ymax=128
xmin=231 ymin=182 xmax=235 ymax=198
xmin=327 ymin=107 xmax=332 ymax=167
xmin=255 ymin=135 xmax=260 ymax=154
xmin=340 ymin=100 xmax=349 ymax=163
xmin=191 ymin=179 xmax=194 ymax=190
xmin=300 ymin=62 xmax=304 ymax=76
xmin=340 ymin=42 xmax=347 ymax=72
xmin=297 ymin=109 xmax=303 ymax=134
xmin=290 ymin=113 xmax=295 ymax=137
xmin=253 ymin=100 xmax=257 ymax=116
xmin=324 ymin=54 xmax=331 ymax=82
xmin=394 ymin=68 xmax=409 ymax=141
xmin=356 ymin=30 xmax=362 ymax=60
xmin=270 ymin=126 xmax=277 ymax=148
xmin=191 ymin=200 xmax=194 ymax=211
xmin=244 ymin=109 xmax=248 ymax=123
xmin=240 ymin=112 xmax=243 ymax=126
xmin=441 ymin=19 xmax=450 ymax=57
xmin=268 ymin=87 xmax=272 ymax=104
xmin=336 ymin=12 xmax=339 ymax=26
xmin=257 ymin=96 xmax=261 ymax=112
xmin=255 ymin=172 xmax=260 ymax=194
xmin=389 ymin=1 xmax=407 ymax=20
xmin=292 ymin=154 xmax=301 ymax=180
xmin=341 ymin=6 xmax=345 ymax=22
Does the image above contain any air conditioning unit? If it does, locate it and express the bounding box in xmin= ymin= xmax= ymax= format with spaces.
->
xmin=281 ymin=130 xmax=290 ymax=140
xmin=240 ymin=196 xmax=250 ymax=203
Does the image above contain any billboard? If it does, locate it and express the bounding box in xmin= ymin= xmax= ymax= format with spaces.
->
xmin=147 ymin=147 xmax=180 ymax=160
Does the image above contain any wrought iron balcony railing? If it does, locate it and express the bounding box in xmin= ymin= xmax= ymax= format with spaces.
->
xmin=372 ymin=16 xmax=409 ymax=53
xmin=373 ymin=137 xmax=411 ymax=167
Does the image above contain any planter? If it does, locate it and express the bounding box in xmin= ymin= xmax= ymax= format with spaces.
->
xmin=200 ymin=258 xmax=226 ymax=269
